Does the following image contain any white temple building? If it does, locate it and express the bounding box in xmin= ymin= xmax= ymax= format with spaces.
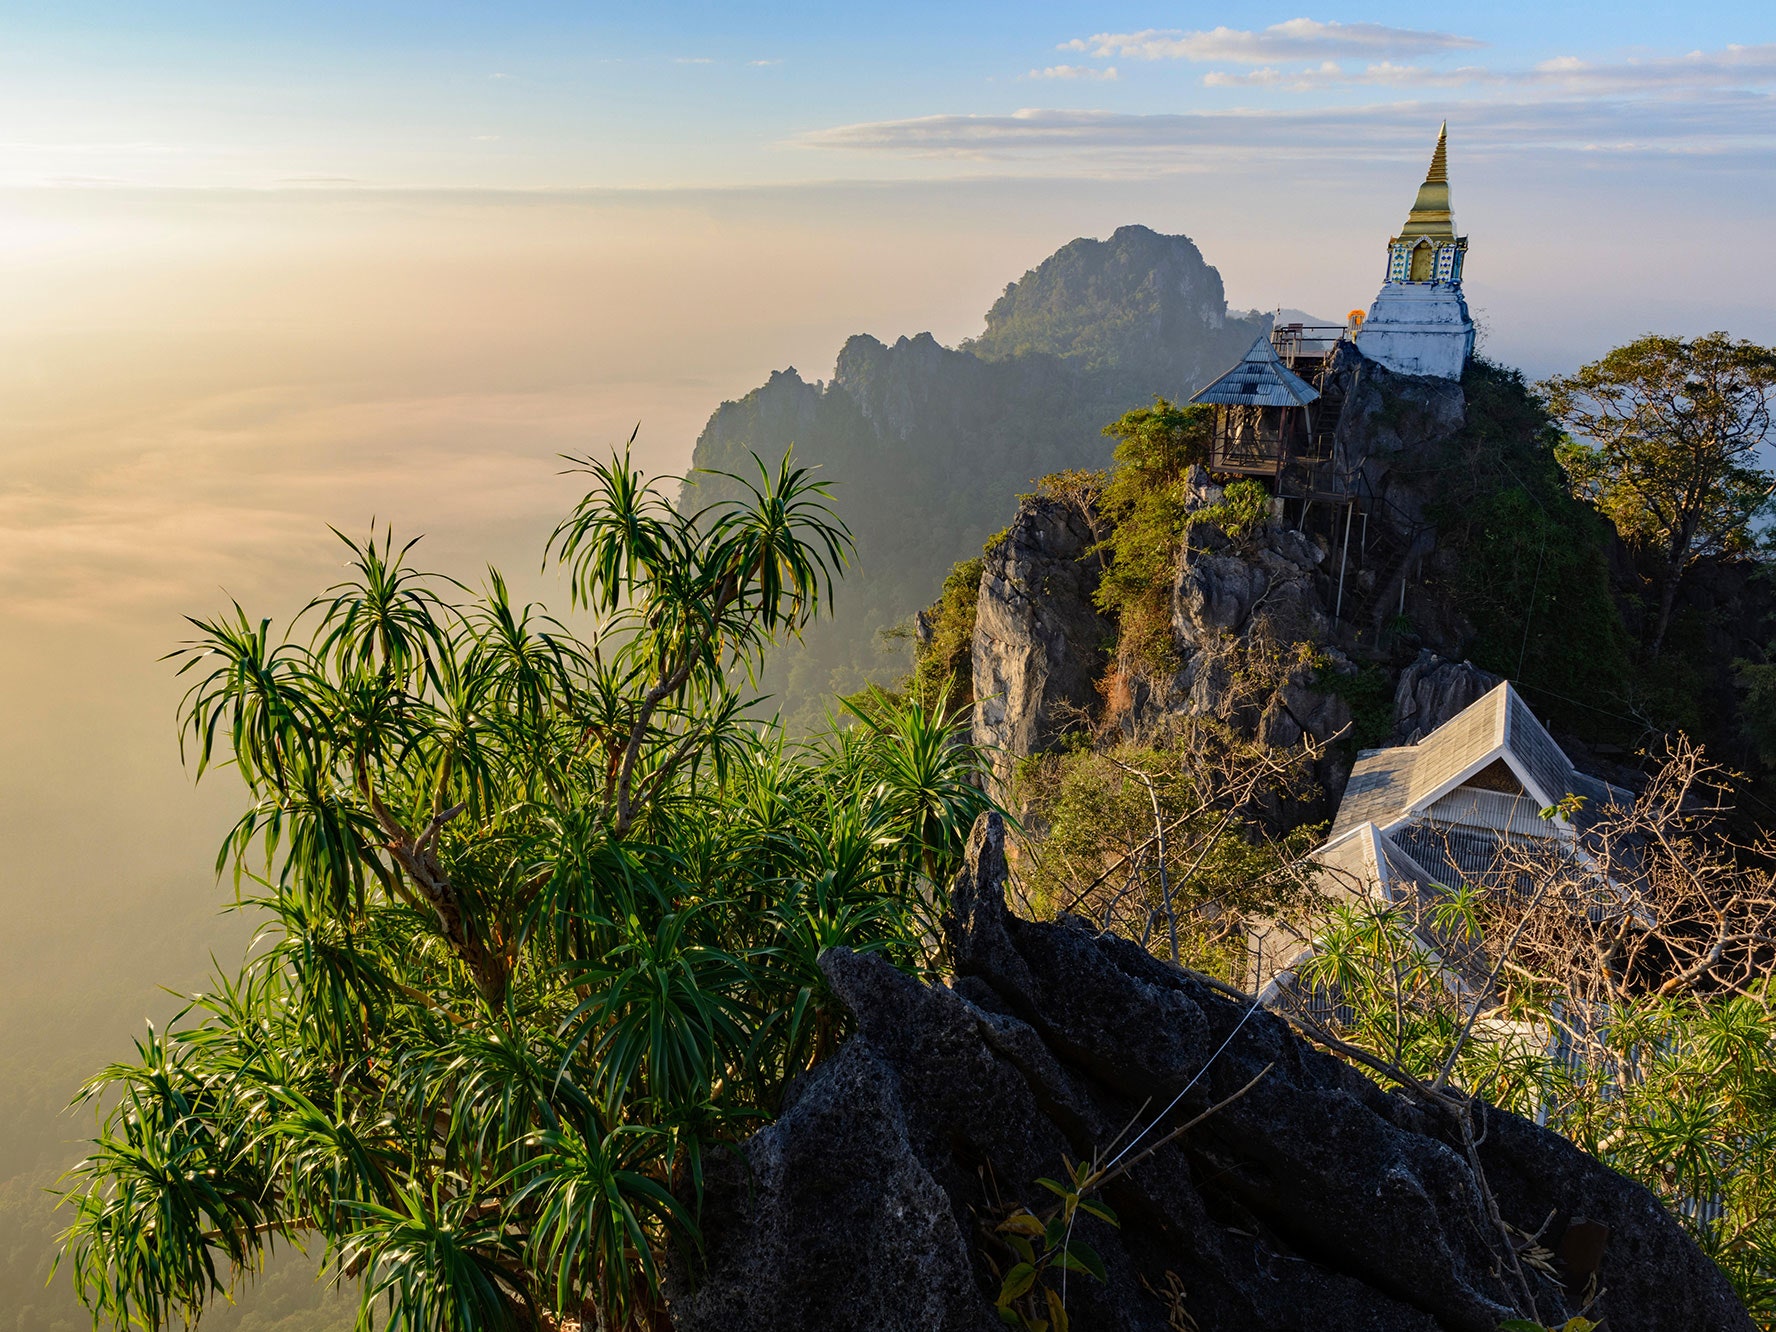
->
xmin=1250 ymin=681 xmax=1635 ymax=1001
xmin=1353 ymin=123 xmax=1476 ymax=382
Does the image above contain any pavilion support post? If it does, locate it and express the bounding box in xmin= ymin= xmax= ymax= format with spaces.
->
xmin=1335 ymin=501 xmax=1354 ymax=622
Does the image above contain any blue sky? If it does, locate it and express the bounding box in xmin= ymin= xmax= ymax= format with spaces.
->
xmin=6 ymin=2 xmax=1776 ymax=188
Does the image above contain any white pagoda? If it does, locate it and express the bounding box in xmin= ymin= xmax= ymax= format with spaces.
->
xmin=1354 ymin=123 xmax=1475 ymax=381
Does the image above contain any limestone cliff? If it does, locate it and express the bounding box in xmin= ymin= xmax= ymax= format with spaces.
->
xmin=962 ymin=353 xmax=1543 ymax=813
xmin=971 ymin=496 xmax=1113 ymax=792
xmin=669 ymin=815 xmax=1748 ymax=1332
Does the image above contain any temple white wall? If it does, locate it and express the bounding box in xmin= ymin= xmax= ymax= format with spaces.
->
xmin=1354 ymin=282 xmax=1475 ymax=380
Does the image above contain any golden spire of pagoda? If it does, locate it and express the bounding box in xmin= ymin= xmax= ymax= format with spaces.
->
xmin=1398 ymin=121 xmax=1455 ymax=241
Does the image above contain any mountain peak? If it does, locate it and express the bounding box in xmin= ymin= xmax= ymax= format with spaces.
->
xmin=966 ymin=226 xmax=1264 ymax=381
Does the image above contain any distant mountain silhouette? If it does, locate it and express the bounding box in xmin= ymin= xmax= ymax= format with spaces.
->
xmin=681 ymin=224 xmax=1268 ymax=723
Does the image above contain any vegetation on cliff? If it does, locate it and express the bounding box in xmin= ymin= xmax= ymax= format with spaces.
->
xmin=1015 ymin=733 xmax=1322 ymax=978
xmin=1088 ymin=399 xmax=1211 ymax=677
xmin=1547 ymin=332 xmax=1776 ymax=657
xmin=1430 ymin=359 xmax=1634 ymax=736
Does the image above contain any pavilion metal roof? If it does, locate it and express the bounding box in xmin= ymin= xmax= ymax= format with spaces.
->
xmin=1190 ymin=334 xmax=1321 ymax=409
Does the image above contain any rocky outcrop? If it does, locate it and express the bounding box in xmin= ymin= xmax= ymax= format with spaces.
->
xmin=1332 ymin=346 xmax=1468 ymax=539
xmin=670 ymin=815 xmax=1750 ymax=1332
xmin=1391 ymin=650 xmax=1504 ymax=745
xmin=972 ymin=495 xmax=1114 ymax=792
xmin=1147 ymin=471 xmax=1354 ymax=777
xmin=1171 ymin=478 xmax=1330 ymax=651
xmin=974 ymin=352 xmax=1483 ymax=788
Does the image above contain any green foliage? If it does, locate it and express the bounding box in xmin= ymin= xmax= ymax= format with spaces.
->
xmin=1185 ymin=478 xmax=1271 ymax=543
xmin=1099 ymin=398 xmax=1213 ymax=483
xmin=987 ymin=1157 xmax=1119 ymax=1332
xmin=58 ymin=451 xmax=996 ymax=1330
xmin=1314 ymin=661 xmax=1394 ymax=750
xmin=908 ymin=556 xmax=983 ymax=714
xmin=1734 ymin=657 xmax=1776 ymax=767
xmin=1546 ymin=332 xmax=1776 ymax=654
xmin=1090 ymin=399 xmax=1217 ymax=677
xmin=1432 ymin=360 xmax=1634 ymax=737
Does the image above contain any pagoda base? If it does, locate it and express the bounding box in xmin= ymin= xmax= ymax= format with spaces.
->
xmin=1355 ymin=282 xmax=1474 ymax=381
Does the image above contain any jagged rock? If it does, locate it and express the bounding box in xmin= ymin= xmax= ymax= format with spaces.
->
xmin=972 ymin=495 xmax=1113 ymax=791
xmin=1392 ymin=650 xmax=1503 ymax=745
xmin=1333 ymin=347 xmax=1469 ymax=539
xmin=1163 ymin=488 xmax=1349 ymax=756
xmin=968 ymin=225 xmax=1266 ymax=390
xmin=669 ymin=815 xmax=1753 ymax=1332
xmin=1169 ymin=474 xmax=1327 ymax=657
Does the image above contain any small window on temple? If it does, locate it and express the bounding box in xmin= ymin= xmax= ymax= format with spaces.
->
xmin=1409 ymin=241 xmax=1434 ymax=282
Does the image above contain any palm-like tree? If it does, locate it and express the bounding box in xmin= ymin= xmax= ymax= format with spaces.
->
xmin=59 ymin=449 xmax=994 ymax=1330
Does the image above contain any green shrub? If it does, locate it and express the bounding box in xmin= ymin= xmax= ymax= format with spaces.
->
xmin=909 ymin=556 xmax=983 ymax=713
xmin=56 ymin=454 xmax=996 ymax=1331
xmin=1433 ymin=361 xmax=1634 ymax=738
xmin=1186 ymin=477 xmax=1271 ymax=542
xmin=1315 ymin=661 xmax=1394 ymax=750
xmin=1016 ymin=734 xmax=1321 ymax=982
xmin=1088 ymin=400 xmax=1217 ymax=677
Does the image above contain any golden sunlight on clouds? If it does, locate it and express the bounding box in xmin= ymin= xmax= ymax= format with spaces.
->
xmin=0 ymin=189 xmax=996 ymax=628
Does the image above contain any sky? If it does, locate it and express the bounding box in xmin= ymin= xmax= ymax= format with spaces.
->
xmin=5 ymin=2 xmax=1776 ymax=189
xmin=3 ymin=1 xmax=1776 ymax=1164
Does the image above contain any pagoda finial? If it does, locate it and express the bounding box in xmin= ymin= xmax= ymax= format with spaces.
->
xmin=1426 ymin=121 xmax=1448 ymax=185
xmin=1399 ymin=122 xmax=1454 ymax=240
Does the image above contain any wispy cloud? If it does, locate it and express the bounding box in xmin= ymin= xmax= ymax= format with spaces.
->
xmin=1204 ymin=60 xmax=1495 ymax=91
xmin=748 ymin=58 xmax=784 ymax=68
xmin=1059 ymin=19 xmax=1482 ymax=64
xmin=674 ymin=56 xmax=715 ymax=65
xmin=796 ymin=94 xmax=1776 ymax=167
xmin=1195 ymin=43 xmax=1776 ymax=95
xmin=1027 ymin=64 xmax=1119 ymax=82
xmin=1524 ymin=44 xmax=1776 ymax=93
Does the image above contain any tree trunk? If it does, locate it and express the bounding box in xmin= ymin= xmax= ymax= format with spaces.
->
xmin=1648 ymin=555 xmax=1682 ymax=658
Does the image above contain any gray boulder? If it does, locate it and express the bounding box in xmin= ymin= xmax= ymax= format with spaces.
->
xmin=1393 ymin=650 xmax=1503 ymax=745
xmin=670 ymin=814 xmax=1754 ymax=1332
xmin=1163 ymin=479 xmax=1350 ymax=754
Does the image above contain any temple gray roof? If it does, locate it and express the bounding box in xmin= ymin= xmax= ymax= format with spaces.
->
xmin=1328 ymin=682 xmax=1628 ymax=841
xmin=1257 ymin=680 xmax=1637 ymax=998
